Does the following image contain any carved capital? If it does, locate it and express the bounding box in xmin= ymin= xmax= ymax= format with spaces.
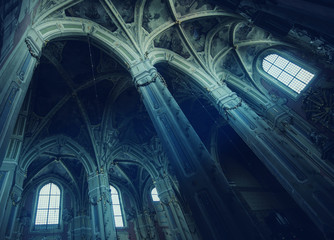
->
xmin=25 ymin=37 xmax=41 ymax=59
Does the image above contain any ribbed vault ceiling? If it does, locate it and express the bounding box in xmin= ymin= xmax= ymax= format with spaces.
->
xmin=21 ymin=0 xmax=287 ymax=193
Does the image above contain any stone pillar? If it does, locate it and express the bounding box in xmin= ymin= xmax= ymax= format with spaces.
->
xmin=129 ymin=60 xmax=262 ymax=240
xmin=0 ymin=32 xmax=41 ymax=166
xmin=208 ymin=84 xmax=334 ymax=237
xmin=88 ymin=171 xmax=117 ymax=240
xmin=1 ymin=167 xmax=25 ymax=239
xmin=155 ymin=175 xmax=198 ymax=240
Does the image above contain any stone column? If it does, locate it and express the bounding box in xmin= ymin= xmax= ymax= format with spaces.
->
xmin=135 ymin=210 xmax=158 ymax=240
xmin=1 ymin=167 xmax=25 ymax=239
xmin=129 ymin=60 xmax=262 ymax=240
xmin=88 ymin=171 xmax=117 ymax=240
xmin=0 ymin=33 xmax=41 ymax=166
xmin=155 ymin=175 xmax=198 ymax=240
xmin=208 ymin=84 xmax=334 ymax=237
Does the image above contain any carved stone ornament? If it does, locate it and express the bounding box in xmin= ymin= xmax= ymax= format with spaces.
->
xmin=25 ymin=37 xmax=40 ymax=59
xmin=303 ymin=87 xmax=334 ymax=131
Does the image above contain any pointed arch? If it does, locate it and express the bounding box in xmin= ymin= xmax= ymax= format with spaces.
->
xmin=30 ymin=18 xmax=141 ymax=69
xmin=20 ymin=135 xmax=97 ymax=175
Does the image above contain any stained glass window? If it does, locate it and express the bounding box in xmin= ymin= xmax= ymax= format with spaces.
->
xmin=110 ymin=185 xmax=124 ymax=227
xmin=151 ymin=187 xmax=160 ymax=202
xmin=262 ymin=54 xmax=314 ymax=94
xmin=35 ymin=183 xmax=60 ymax=229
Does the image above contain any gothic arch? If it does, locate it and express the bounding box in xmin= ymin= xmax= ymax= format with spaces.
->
xmin=30 ymin=18 xmax=140 ymax=69
xmin=149 ymin=49 xmax=219 ymax=90
xmin=20 ymin=135 xmax=97 ymax=175
xmin=109 ymin=143 xmax=161 ymax=179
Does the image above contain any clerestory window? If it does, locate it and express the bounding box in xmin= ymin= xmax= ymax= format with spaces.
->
xmin=35 ymin=182 xmax=61 ymax=229
xmin=151 ymin=187 xmax=160 ymax=202
xmin=262 ymin=54 xmax=315 ymax=94
xmin=110 ymin=185 xmax=124 ymax=227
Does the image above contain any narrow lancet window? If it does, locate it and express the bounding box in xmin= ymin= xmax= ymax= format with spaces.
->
xmin=262 ymin=54 xmax=314 ymax=94
xmin=110 ymin=185 xmax=124 ymax=227
xmin=151 ymin=187 xmax=160 ymax=202
xmin=35 ymin=183 xmax=60 ymax=229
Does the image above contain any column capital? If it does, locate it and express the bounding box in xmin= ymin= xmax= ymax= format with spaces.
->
xmin=207 ymin=84 xmax=241 ymax=115
xmin=129 ymin=60 xmax=157 ymax=86
xmin=25 ymin=29 xmax=43 ymax=59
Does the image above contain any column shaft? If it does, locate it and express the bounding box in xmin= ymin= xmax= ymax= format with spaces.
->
xmin=88 ymin=173 xmax=117 ymax=240
xmin=209 ymin=84 xmax=334 ymax=237
xmin=130 ymin=61 xmax=262 ymax=240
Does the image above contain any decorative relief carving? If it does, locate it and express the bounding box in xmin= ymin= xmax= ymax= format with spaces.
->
xmin=65 ymin=0 xmax=117 ymax=32
xmin=289 ymin=26 xmax=334 ymax=65
xmin=154 ymin=29 xmax=191 ymax=59
xmin=19 ymin=208 xmax=31 ymax=226
xmin=25 ymin=37 xmax=39 ymax=59
xmin=37 ymin=0 xmax=66 ymax=19
xmin=303 ymin=88 xmax=334 ymax=132
xmin=62 ymin=208 xmax=73 ymax=223
xmin=142 ymin=0 xmax=171 ymax=33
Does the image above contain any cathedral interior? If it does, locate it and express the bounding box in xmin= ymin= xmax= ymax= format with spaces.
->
xmin=0 ymin=0 xmax=334 ymax=239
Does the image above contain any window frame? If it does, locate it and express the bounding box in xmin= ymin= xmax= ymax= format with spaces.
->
xmin=257 ymin=49 xmax=319 ymax=99
xmin=110 ymin=185 xmax=126 ymax=228
xmin=31 ymin=181 xmax=63 ymax=232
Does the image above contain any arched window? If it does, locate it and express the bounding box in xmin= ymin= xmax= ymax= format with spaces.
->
xmin=262 ymin=54 xmax=315 ymax=94
xmin=35 ymin=183 xmax=61 ymax=229
xmin=110 ymin=185 xmax=124 ymax=227
xmin=151 ymin=187 xmax=160 ymax=202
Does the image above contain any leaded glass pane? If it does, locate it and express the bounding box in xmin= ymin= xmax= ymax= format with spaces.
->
xmin=285 ymin=62 xmax=301 ymax=76
xmin=151 ymin=188 xmax=160 ymax=201
xmin=47 ymin=209 xmax=59 ymax=224
xmin=289 ymin=79 xmax=306 ymax=93
xmin=274 ymin=56 xmax=289 ymax=69
xmin=49 ymin=195 xmax=60 ymax=208
xmin=114 ymin=216 xmax=124 ymax=227
xmin=264 ymin=54 xmax=278 ymax=63
xmin=262 ymin=54 xmax=314 ymax=94
xmin=39 ymin=184 xmax=51 ymax=195
xmin=267 ymin=65 xmax=282 ymax=78
xmin=277 ymin=71 xmax=294 ymax=85
xmin=110 ymin=186 xmax=117 ymax=194
xmin=35 ymin=210 xmax=48 ymax=225
xmin=110 ymin=185 xmax=124 ymax=227
xmin=37 ymin=195 xmax=49 ymax=209
xmin=262 ymin=60 xmax=272 ymax=72
xmin=50 ymin=183 xmax=60 ymax=195
xmin=295 ymin=69 xmax=314 ymax=84
xmin=111 ymin=195 xmax=119 ymax=204
xmin=35 ymin=183 xmax=60 ymax=227
xmin=113 ymin=206 xmax=122 ymax=215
